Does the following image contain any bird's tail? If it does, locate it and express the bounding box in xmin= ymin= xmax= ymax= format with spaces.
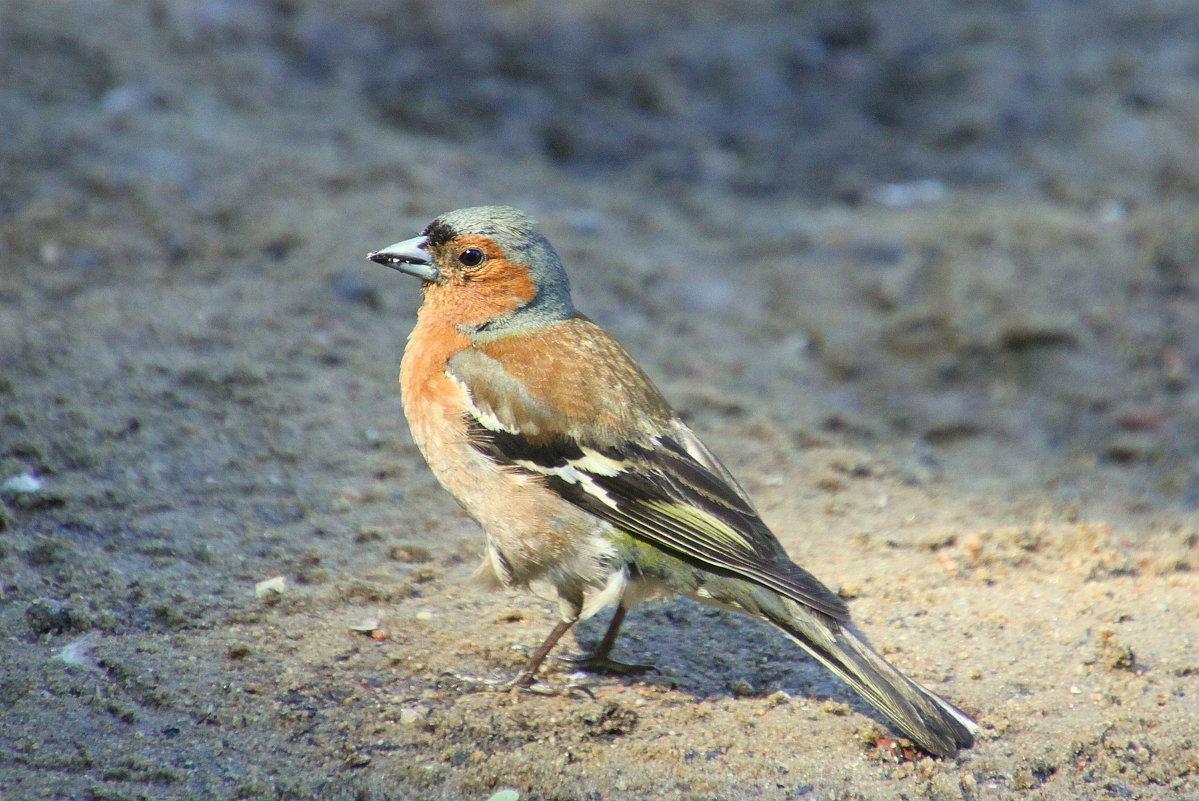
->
xmin=764 ymin=603 xmax=978 ymax=758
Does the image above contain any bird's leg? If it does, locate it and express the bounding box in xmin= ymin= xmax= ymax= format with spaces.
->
xmin=464 ymin=597 xmax=649 ymax=693
xmin=510 ymin=617 xmax=576 ymax=688
xmin=454 ymin=616 xmax=588 ymax=695
xmin=563 ymin=605 xmax=655 ymax=675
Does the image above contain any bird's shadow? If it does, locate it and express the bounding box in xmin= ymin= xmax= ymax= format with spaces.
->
xmin=561 ymin=597 xmax=903 ymax=735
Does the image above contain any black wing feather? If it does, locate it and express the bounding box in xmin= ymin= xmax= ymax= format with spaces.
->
xmin=467 ymin=421 xmax=849 ymax=620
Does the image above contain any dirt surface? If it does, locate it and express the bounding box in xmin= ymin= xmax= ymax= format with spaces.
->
xmin=2 ymin=2 xmax=1198 ymax=799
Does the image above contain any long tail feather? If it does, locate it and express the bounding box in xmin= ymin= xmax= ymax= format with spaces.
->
xmin=765 ymin=605 xmax=978 ymax=758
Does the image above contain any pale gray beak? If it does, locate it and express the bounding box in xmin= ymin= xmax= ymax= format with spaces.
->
xmin=367 ymin=235 xmax=439 ymax=282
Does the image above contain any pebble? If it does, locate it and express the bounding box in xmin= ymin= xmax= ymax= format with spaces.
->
xmin=26 ymin=600 xmax=74 ymax=635
xmin=2 ymin=474 xmax=42 ymax=493
xmin=101 ymin=84 xmax=157 ymax=120
xmin=870 ymin=178 xmax=945 ymax=208
xmin=254 ymin=576 xmax=286 ymax=601
xmin=487 ymin=791 xmax=520 ymax=801
xmin=399 ymin=705 xmax=429 ymax=725
xmin=837 ymin=582 xmax=863 ymax=600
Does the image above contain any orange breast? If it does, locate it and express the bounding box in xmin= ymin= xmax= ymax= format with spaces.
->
xmin=399 ymin=304 xmax=603 ymax=585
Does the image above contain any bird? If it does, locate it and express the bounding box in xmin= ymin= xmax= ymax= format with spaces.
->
xmin=367 ymin=205 xmax=979 ymax=758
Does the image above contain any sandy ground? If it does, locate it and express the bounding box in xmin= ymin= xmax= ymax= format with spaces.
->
xmin=2 ymin=1 xmax=1198 ymax=799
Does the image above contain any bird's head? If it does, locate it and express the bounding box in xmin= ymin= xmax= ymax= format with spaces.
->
xmin=369 ymin=206 xmax=574 ymax=339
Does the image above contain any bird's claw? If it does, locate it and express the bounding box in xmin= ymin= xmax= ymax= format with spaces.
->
xmin=559 ymin=653 xmax=656 ymax=676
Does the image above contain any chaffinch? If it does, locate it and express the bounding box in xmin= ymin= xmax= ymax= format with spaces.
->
xmin=368 ymin=206 xmax=978 ymax=757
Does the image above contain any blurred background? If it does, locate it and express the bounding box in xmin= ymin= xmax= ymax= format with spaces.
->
xmin=2 ymin=1 xmax=1198 ymax=799
xmin=4 ymin=0 xmax=1197 ymax=509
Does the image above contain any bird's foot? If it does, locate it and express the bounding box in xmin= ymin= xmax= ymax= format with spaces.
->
xmin=560 ymin=653 xmax=656 ymax=676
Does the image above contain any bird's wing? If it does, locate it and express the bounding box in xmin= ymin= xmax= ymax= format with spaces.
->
xmin=446 ymin=340 xmax=849 ymax=621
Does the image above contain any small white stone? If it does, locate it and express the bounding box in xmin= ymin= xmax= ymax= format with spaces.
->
xmin=2 ymin=474 xmax=42 ymax=493
xmin=1094 ymin=198 xmax=1126 ymax=225
xmin=871 ymin=178 xmax=945 ymax=208
xmin=486 ymin=791 xmax=520 ymax=801
xmin=254 ymin=576 xmax=286 ymax=599
xmin=399 ymin=705 xmax=429 ymax=724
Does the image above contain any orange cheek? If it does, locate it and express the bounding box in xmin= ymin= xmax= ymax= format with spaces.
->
xmin=432 ymin=258 xmax=537 ymax=327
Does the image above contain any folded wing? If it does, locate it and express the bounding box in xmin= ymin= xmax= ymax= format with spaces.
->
xmin=448 ymin=344 xmax=849 ymax=621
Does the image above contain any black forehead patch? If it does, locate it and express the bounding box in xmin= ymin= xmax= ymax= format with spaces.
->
xmin=421 ymin=218 xmax=457 ymax=247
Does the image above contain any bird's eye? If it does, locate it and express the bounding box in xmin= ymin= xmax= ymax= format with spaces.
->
xmin=457 ymin=248 xmax=485 ymax=267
